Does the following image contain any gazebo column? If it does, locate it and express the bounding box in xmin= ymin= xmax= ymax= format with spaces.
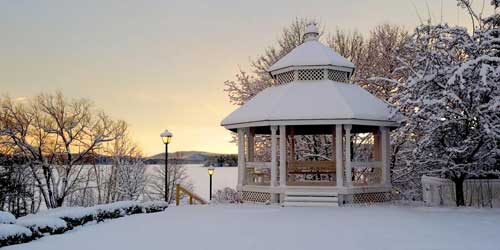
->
xmin=270 ymin=126 xmax=278 ymax=202
xmin=290 ymin=126 xmax=296 ymax=161
xmin=344 ymin=125 xmax=352 ymax=187
xmin=279 ymin=125 xmax=287 ymax=201
xmin=247 ymin=128 xmax=254 ymax=162
xmin=380 ymin=127 xmax=391 ymax=186
xmin=335 ymin=125 xmax=344 ymax=187
xmin=237 ymin=128 xmax=246 ymax=188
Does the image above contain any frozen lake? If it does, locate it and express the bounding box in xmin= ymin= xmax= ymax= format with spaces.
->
xmin=148 ymin=164 xmax=238 ymax=201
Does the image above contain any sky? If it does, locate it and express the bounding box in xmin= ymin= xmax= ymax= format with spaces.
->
xmin=0 ymin=0 xmax=489 ymax=156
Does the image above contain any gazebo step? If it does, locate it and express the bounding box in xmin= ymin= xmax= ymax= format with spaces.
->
xmin=285 ymin=196 xmax=338 ymax=202
xmin=283 ymin=191 xmax=339 ymax=207
xmin=285 ymin=191 xmax=338 ymax=197
xmin=283 ymin=201 xmax=339 ymax=207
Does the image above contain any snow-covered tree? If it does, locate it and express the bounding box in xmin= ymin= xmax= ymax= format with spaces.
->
xmin=389 ymin=1 xmax=500 ymax=206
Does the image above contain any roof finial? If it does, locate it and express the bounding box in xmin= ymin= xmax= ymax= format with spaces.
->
xmin=303 ymin=23 xmax=319 ymax=42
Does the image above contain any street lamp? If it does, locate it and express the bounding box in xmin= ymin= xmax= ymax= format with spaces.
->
xmin=208 ymin=166 xmax=215 ymax=200
xmin=160 ymin=129 xmax=173 ymax=203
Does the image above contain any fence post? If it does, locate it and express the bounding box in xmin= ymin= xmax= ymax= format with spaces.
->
xmin=176 ymin=184 xmax=180 ymax=206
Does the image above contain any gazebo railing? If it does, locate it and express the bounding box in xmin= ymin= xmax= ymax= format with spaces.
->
xmin=351 ymin=161 xmax=383 ymax=186
xmin=245 ymin=162 xmax=271 ymax=186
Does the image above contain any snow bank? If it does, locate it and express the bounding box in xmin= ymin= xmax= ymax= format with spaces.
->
xmin=0 ymin=211 xmax=16 ymax=224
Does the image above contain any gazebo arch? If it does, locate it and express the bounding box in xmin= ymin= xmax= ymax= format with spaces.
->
xmin=221 ymin=24 xmax=397 ymax=206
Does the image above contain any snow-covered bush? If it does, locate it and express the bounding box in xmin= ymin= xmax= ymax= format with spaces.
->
xmin=0 ymin=211 xmax=16 ymax=224
xmin=213 ymin=187 xmax=240 ymax=204
xmin=140 ymin=201 xmax=168 ymax=213
xmin=16 ymin=215 xmax=68 ymax=236
xmin=0 ymin=200 xmax=167 ymax=247
xmin=39 ymin=207 xmax=97 ymax=228
xmin=94 ymin=201 xmax=142 ymax=221
xmin=0 ymin=224 xmax=33 ymax=247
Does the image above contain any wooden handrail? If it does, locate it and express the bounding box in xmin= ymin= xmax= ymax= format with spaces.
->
xmin=175 ymin=184 xmax=208 ymax=206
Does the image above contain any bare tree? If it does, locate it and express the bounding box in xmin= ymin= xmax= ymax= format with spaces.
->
xmin=147 ymin=158 xmax=193 ymax=204
xmin=0 ymin=92 xmax=127 ymax=208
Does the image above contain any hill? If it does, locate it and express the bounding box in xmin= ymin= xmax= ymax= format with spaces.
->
xmin=145 ymin=151 xmax=237 ymax=166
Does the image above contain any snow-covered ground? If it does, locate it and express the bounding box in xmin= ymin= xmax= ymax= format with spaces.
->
xmin=5 ymin=204 xmax=500 ymax=250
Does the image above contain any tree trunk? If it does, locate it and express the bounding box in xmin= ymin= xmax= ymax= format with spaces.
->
xmin=453 ymin=177 xmax=466 ymax=207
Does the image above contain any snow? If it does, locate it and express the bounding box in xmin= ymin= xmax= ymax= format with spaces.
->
xmin=160 ymin=129 xmax=172 ymax=137
xmin=5 ymin=205 xmax=500 ymax=250
xmin=94 ymin=201 xmax=139 ymax=213
xmin=15 ymin=215 xmax=67 ymax=230
xmin=268 ymin=40 xmax=355 ymax=72
xmin=222 ymin=80 xmax=394 ymax=127
xmin=36 ymin=206 xmax=97 ymax=220
xmin=0 ymin=211 xmax=16 ymax=224
xmin=0 ymin=224 xmax=31 ymax=240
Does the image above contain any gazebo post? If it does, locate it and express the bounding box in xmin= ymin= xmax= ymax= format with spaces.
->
xmin=290 ymin=126 xmax=296 ymax=161
xmin=373 ymin=130 xmax=381 ymax=161
xmin=335 ymin=124 xmax=344 ymax=187
xmin=237 ymin=128 xmax=246 ymax=188
xmin=380 ymin=127 xmax=390 ymax=186
xmin=270 ymin=126 xmax=278 ymax=202
xmin=344 ymin=125 xmax=352 ymax=187
xmin=279 ymin=125 xmax=287 ymax=201
xmin=247 ymin=128 xmax=254 ymax=162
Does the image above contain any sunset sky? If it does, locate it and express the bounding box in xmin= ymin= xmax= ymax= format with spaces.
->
xmin=0 ymin=0 xmax=484 ymax=156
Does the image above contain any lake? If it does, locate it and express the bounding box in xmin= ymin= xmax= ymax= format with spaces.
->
xmin=148 ymin=164 xmax=238 ymax=201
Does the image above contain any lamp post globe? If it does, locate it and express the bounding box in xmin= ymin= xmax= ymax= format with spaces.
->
xmin=208 ymin=166 xmax=215 ymax=200
xmin=160 ymin=129 xmax=173 ymax=203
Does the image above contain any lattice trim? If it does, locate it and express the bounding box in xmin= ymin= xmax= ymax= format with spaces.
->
xmin=275 ymin=71 xmax=295 ymax=84
xmin=298 ymin=69 xmax=324 ymax=80
xmin=352 ymin=192 xmax=391 ymax=204
xmin=328 ymin=70 xmax=349 ymax=82
xmin=240 ymin=191 xmax=271 ymax=203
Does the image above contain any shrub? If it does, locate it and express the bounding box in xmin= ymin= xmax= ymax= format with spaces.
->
xmin=16 ymin=215 xmax=68 ymax=237
xmin=39 ymin=207 xmax=97 ymax=229
xmin=213 ymin=187 xmax=240 ymax=203
xmin=0 ymin=224 xmax=34 ymax=247
xmin=140 ymin=201 xmax=168 ymax=213
xmin=95 ymin=201 xmax=142 ymax=221
xmin=0 ymin=200 xmax=167 ymax=247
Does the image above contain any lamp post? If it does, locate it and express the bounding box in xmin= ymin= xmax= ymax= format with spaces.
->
xmin=208 ymin=166 xmax=215 ymax=200
xmin=160 ymin=130 xmax=173 ymax=203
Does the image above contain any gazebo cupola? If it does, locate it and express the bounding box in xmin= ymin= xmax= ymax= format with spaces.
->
xmin=221 ymin=23 xmax=397 ymax=206
xmin=268 ymin=24 xmax=355 ymax=85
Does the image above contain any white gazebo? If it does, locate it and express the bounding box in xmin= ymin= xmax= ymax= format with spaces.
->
xmin=221 ymin=24 xmax=397 ymax=206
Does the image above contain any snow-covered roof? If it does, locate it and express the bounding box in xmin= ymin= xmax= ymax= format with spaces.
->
xmin=268 ymin=40 xmax=355 ymax=73
xmin=221 ymin=80 xmax=396 ymax=128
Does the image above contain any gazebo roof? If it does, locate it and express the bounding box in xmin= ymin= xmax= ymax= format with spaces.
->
xmin=221 ymin=80 xmax=396 ymax=129
xmin=268 ymin=39 xmax=355 ymax=74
